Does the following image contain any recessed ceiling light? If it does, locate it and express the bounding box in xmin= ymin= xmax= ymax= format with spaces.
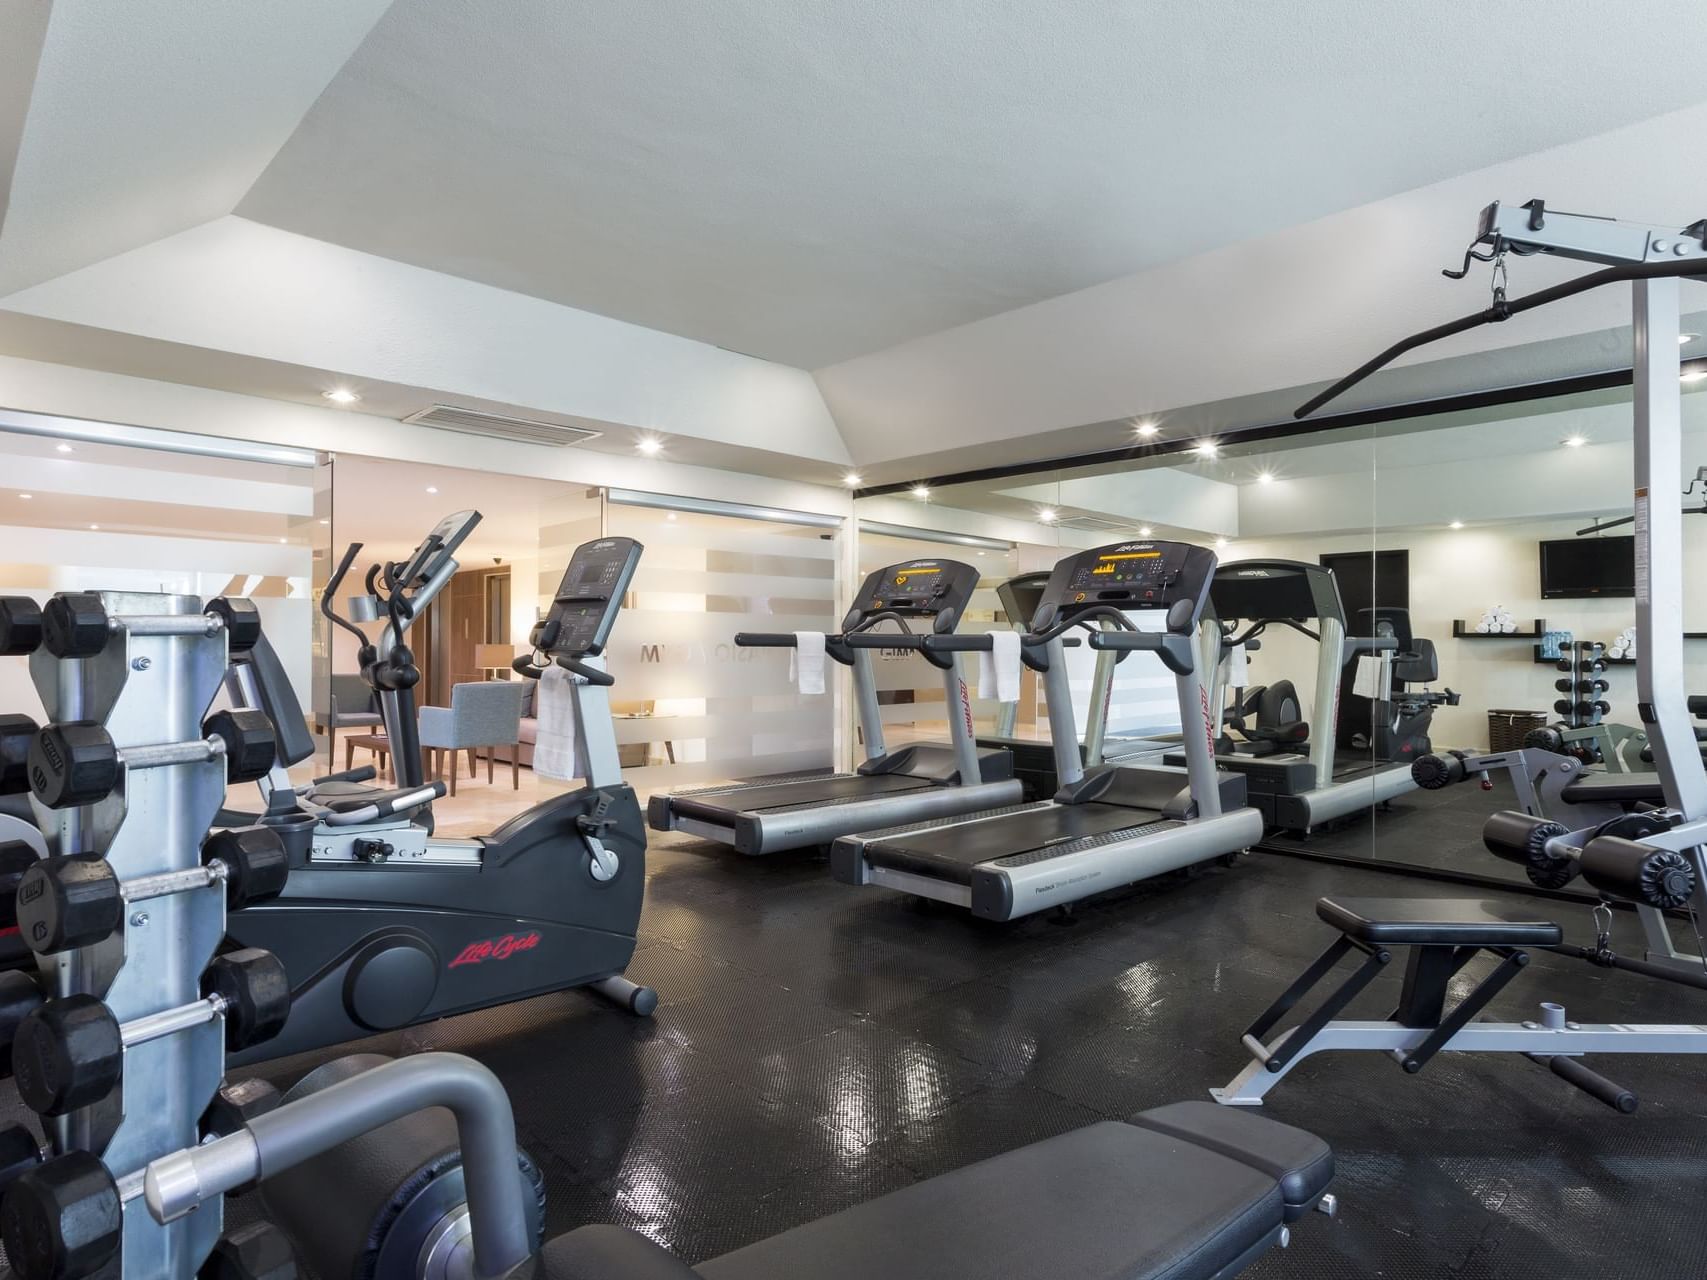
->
xmin=89 ymin=523 xmax=100 ymax=531
xmin=1562 ymin=435 xmax=1587 ymax=448
xmin=912 ymin=485 xmax=931 ymax=500
xmin=55 ymin=443 xmax=73 ymax=454
xmin=1214 ymin=537 xmax=1228 ymax=549
xmin=1194 ymin=441 xmax=1219 ymax=458
xmin=636 ymin=435 xmax=663 ymax=456
xmin=842 ymin=472 xmax=862 ymax=487
xmin=277 ymin=537 xmax=287 ymax=544
xmin=1681 ymin=334 xmax=1699 ymax=345
xmin=17 ymin=494 xmax=30 ymax=500
xmin=318 ymin=518 xmax=330 ymax=525
xmin=1138 ymin=526 xmax=1152 ymax=537
xmin=1256 ymin=471 xmax=1274 ymax=484
xmin=322 ymin=389 xmax=360 ymax=405
xmin=1682 ymin=368 xmax=1707 ymax=384
xmin=1449 ymin=520 xmax=1465 ymax=530
xmin=425 ymin=485 xmax=439 ymax=494
xmin=1038 ymin=508 xmax=1057 ymax=523
xmin=1133 ymin=419 xmax=1160 ymax=438
xmin=665 ymin=512 xmax=677 ymax=521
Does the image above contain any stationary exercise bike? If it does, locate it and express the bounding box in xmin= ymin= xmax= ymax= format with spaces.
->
xmin=1334 ymin=607 xmax=1457 ymax=761
xmin=220 ymin=514 xmax=654 ymax=1064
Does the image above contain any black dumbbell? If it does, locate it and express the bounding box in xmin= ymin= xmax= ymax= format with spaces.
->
xmin=1554 ymin=699 xmax=1573 ymax=716
xmin=0 ymin=969 xmax=44 ymax=1077
xmin=0 ymin=1148 xmax=119 ymax=1280
xmin=0 ymin=598 xmax=42 ymax=656
xmin=9 ymin=949 xmax=289 ymax=1115
xmin=16 ymin=828 xmax=288 ymax=954
xmin=204 ymin=597 xmax=263 ymax=654
xmin=1555 ymin=658 xmax=1572 ymax=672
xmin=0 ymin=715 xmax=37 ymax=796
xmin=28 ymin=710 xmax=277 ymax=809
xmin=40 ymin=595 xmax=108 ymax=660
xmin=201 ymin=1222 xmax=299 ymax=1280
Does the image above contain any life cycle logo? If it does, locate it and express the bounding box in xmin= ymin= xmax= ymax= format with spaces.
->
xmin=449 ymin=931 xmax=542 ymax=968
xmin=1233 ymin=568 xmax=1274 ymax=578
xmin=1112 ymin=543 xmax=1156 ymax=553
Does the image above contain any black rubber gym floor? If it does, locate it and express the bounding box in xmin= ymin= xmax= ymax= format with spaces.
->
xmin=8 ymin=814 xmax=1706 ymax=1278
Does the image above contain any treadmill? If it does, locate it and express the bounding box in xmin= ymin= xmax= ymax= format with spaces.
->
xmin=646 ymin=557 xmax=1021 ymax=855
xmin=832 ymin=539 xmax=1263 ymax=920
xmin=1163 ymin=560 xmax=1414 ymax=833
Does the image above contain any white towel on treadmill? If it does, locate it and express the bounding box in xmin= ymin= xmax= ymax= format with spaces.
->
xmin=790 ymin=631 xmax=828 ymax=695
xmin=978 ymin=630 xmax=1023 ymax=702
xmin=1224 ymin=643 xmax=1249 ymax=687
xmin=532 ymin=664 xmax=586 ymax=782
xmin=1352 ymin=655 xmax=1384 ymax=700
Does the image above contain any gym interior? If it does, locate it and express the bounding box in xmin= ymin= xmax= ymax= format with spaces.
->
xmin=0 ymin=6 xmax=1701 ymax=1279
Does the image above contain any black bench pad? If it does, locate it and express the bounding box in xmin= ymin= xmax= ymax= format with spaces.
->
xmin=1131 ymin=1101 xmax=1332 ymax=1221
xmin=1318 ymin=896 xmax=1562 ymax=947
xmin=1559 ymin=770 xmax=1666 ymax=806
xmin=519 ymin=1108 xmax=1330 ymax=1280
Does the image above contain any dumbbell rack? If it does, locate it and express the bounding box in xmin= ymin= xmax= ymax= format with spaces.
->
xmin=22 ymin=592 xmax=236 ymax=1276
xmin=1553 ymin=640 xmax=1611 ymax=751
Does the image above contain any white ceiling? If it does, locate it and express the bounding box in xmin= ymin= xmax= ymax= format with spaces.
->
xmin=237 ymin=0 xmax=1707 ymax=368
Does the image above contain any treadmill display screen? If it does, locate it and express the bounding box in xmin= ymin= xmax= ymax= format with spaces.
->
xmin=1068 ymin=548 xmax=1176 ymax=594
xmin=844 ymin=558 xmax=983 ymax=631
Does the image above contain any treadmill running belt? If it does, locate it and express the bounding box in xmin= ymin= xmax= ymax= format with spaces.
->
xmin=865 ymin=803 xmax=1158 ymax=885
xmin=671 ymin=773 xmax=934 ymax=821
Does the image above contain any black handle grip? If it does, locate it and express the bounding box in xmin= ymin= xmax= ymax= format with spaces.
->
xmin=920 ymin=635 xmax=992 ymax=652
xmin=314 ymin=765 xmax=378 ymax=786
xmin=1543 ymin=1054 xmax=1637 ymax=1113
xmin=1087 ymin=632 xmax=1162 ymax=651
xmin=844 ymin=633 xmax=925 ymax=649
xmin=557 ymin=656 xmax=616 ymax=686
xmin=734 ymin=633 xmax=802 ymax=648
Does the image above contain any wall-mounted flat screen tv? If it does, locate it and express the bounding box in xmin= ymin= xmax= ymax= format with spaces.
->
xmin=1539 ymin=535 xmax=1635 ymax=599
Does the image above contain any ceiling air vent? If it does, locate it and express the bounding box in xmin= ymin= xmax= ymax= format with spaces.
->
xmin=1056 ymin=513 xmax=1140 ymax=532
xmin=401 ymin=405 xmax=601 ymax=447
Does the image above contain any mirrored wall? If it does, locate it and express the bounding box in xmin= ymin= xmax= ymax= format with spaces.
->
xmin=852 ymin=374 xmax=1707 ymax=895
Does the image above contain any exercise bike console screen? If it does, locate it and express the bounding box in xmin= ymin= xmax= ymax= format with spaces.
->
xmin=536 ymin=536 xmax=645 ymax=657
xmin=395 ymin=508 xmax=482 ymax=589
xmin=843 ymin=559 xmax=981 ymax=633
xmin=1035 ymin=541 xmax=1216 ymax=630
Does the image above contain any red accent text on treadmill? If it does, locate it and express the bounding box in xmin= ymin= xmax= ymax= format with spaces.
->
xmin=449 ymin=932 xmax=541 ymax=968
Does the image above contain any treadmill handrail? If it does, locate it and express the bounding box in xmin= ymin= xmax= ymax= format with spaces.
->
xmin=1088 ymin=630 xmax=1197 ymax=676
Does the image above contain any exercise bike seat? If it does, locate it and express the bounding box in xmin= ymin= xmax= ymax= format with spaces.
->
xmin=1317 ymin=896 xmax=1562 ymax=947
xmin=513 ymin=1106 xmax=1331 ymax=1280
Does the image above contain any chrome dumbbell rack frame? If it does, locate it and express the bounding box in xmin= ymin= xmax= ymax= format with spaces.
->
xmin=27 ymin=593 xmax=236 ymax=1275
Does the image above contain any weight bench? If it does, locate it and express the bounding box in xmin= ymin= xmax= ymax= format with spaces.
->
xmin=1214 ymin=896 xmax=1707 ymax=1109
xmin=508 ymin=1103 xmax=1334 ymax=1280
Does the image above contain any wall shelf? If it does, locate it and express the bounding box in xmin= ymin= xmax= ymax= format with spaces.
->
xmin=1453 ymin=618 xmax=1547 ymax=639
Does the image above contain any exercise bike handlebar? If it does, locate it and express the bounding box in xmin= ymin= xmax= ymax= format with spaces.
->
xmin=321 ymin=782 xmax=446 ymax=826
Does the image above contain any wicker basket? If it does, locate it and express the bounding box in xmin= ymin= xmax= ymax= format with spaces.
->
xmin=1488 ymin=709 xmax=1547 ymax=752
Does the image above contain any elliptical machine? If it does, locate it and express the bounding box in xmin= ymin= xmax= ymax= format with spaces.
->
xmin=220 ymin=516 xmax=655 ymax=1064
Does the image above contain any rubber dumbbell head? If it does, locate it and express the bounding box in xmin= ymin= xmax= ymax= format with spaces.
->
xmin=205 ymin=948 xmax=290 ymax=1051
xmin=11 ymin=995 xmax=122 ymax=1116
xmin=0 ymin=1124 xmax=43 ymax=1202
xmin=203 ymin=826 xmax=288 ymax=908
xmin=203 ymin=710 xmax=277 ymax=784
xmin=0 ymin=969 xmax=45 ymax=1077
xmin=26 ymin=723 xmax=117 ymax=811
xmin=0 ymin=598 xmax=43 ymax=656
xmin=14 ymin=856 xmax=122 ymax=955
xmin=0 ymin=1150 xmax=121 ymax=1280
xmin=205 ymin=597 xmax=262 ymax=654
xmin=201 ymin=1077 xmax=281 ymax=1140
xmin=0 ymin=841 xmax=38 ymax=934
xmin=40 ymin=595 xmax=108 ymax=660
xmin=1523 ymin=726 xmax=1565 ymax=753
xmin=0 ymin=714 xmax=38 ymax=796
xmin=201 ymin=1221 xmax=299 ymax=1280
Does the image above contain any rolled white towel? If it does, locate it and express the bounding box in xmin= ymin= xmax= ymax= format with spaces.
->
xmin=790 ymin=631 xmax=828 ymax=695
xmin=1475 ymin=621 xmax=1492 ymax=634
xmin=1608 ymin=646 xmax=1626 ymax=660
xmin=977 ymin=630 xmax=1023 ymax=703
xmin=1500 ymin=621 xmax=1517 ymax=634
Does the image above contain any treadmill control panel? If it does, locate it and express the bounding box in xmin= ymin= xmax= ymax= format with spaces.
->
xmin=843 ymin=559 xmax=981 ymax=634
xmin=1033 ymin=541 xmax=1217 ymax=633
xmin=1209 ymin=560 xmax=1345 ymax=625
xmin=533 ymin=536 xmax=644 ymax=657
